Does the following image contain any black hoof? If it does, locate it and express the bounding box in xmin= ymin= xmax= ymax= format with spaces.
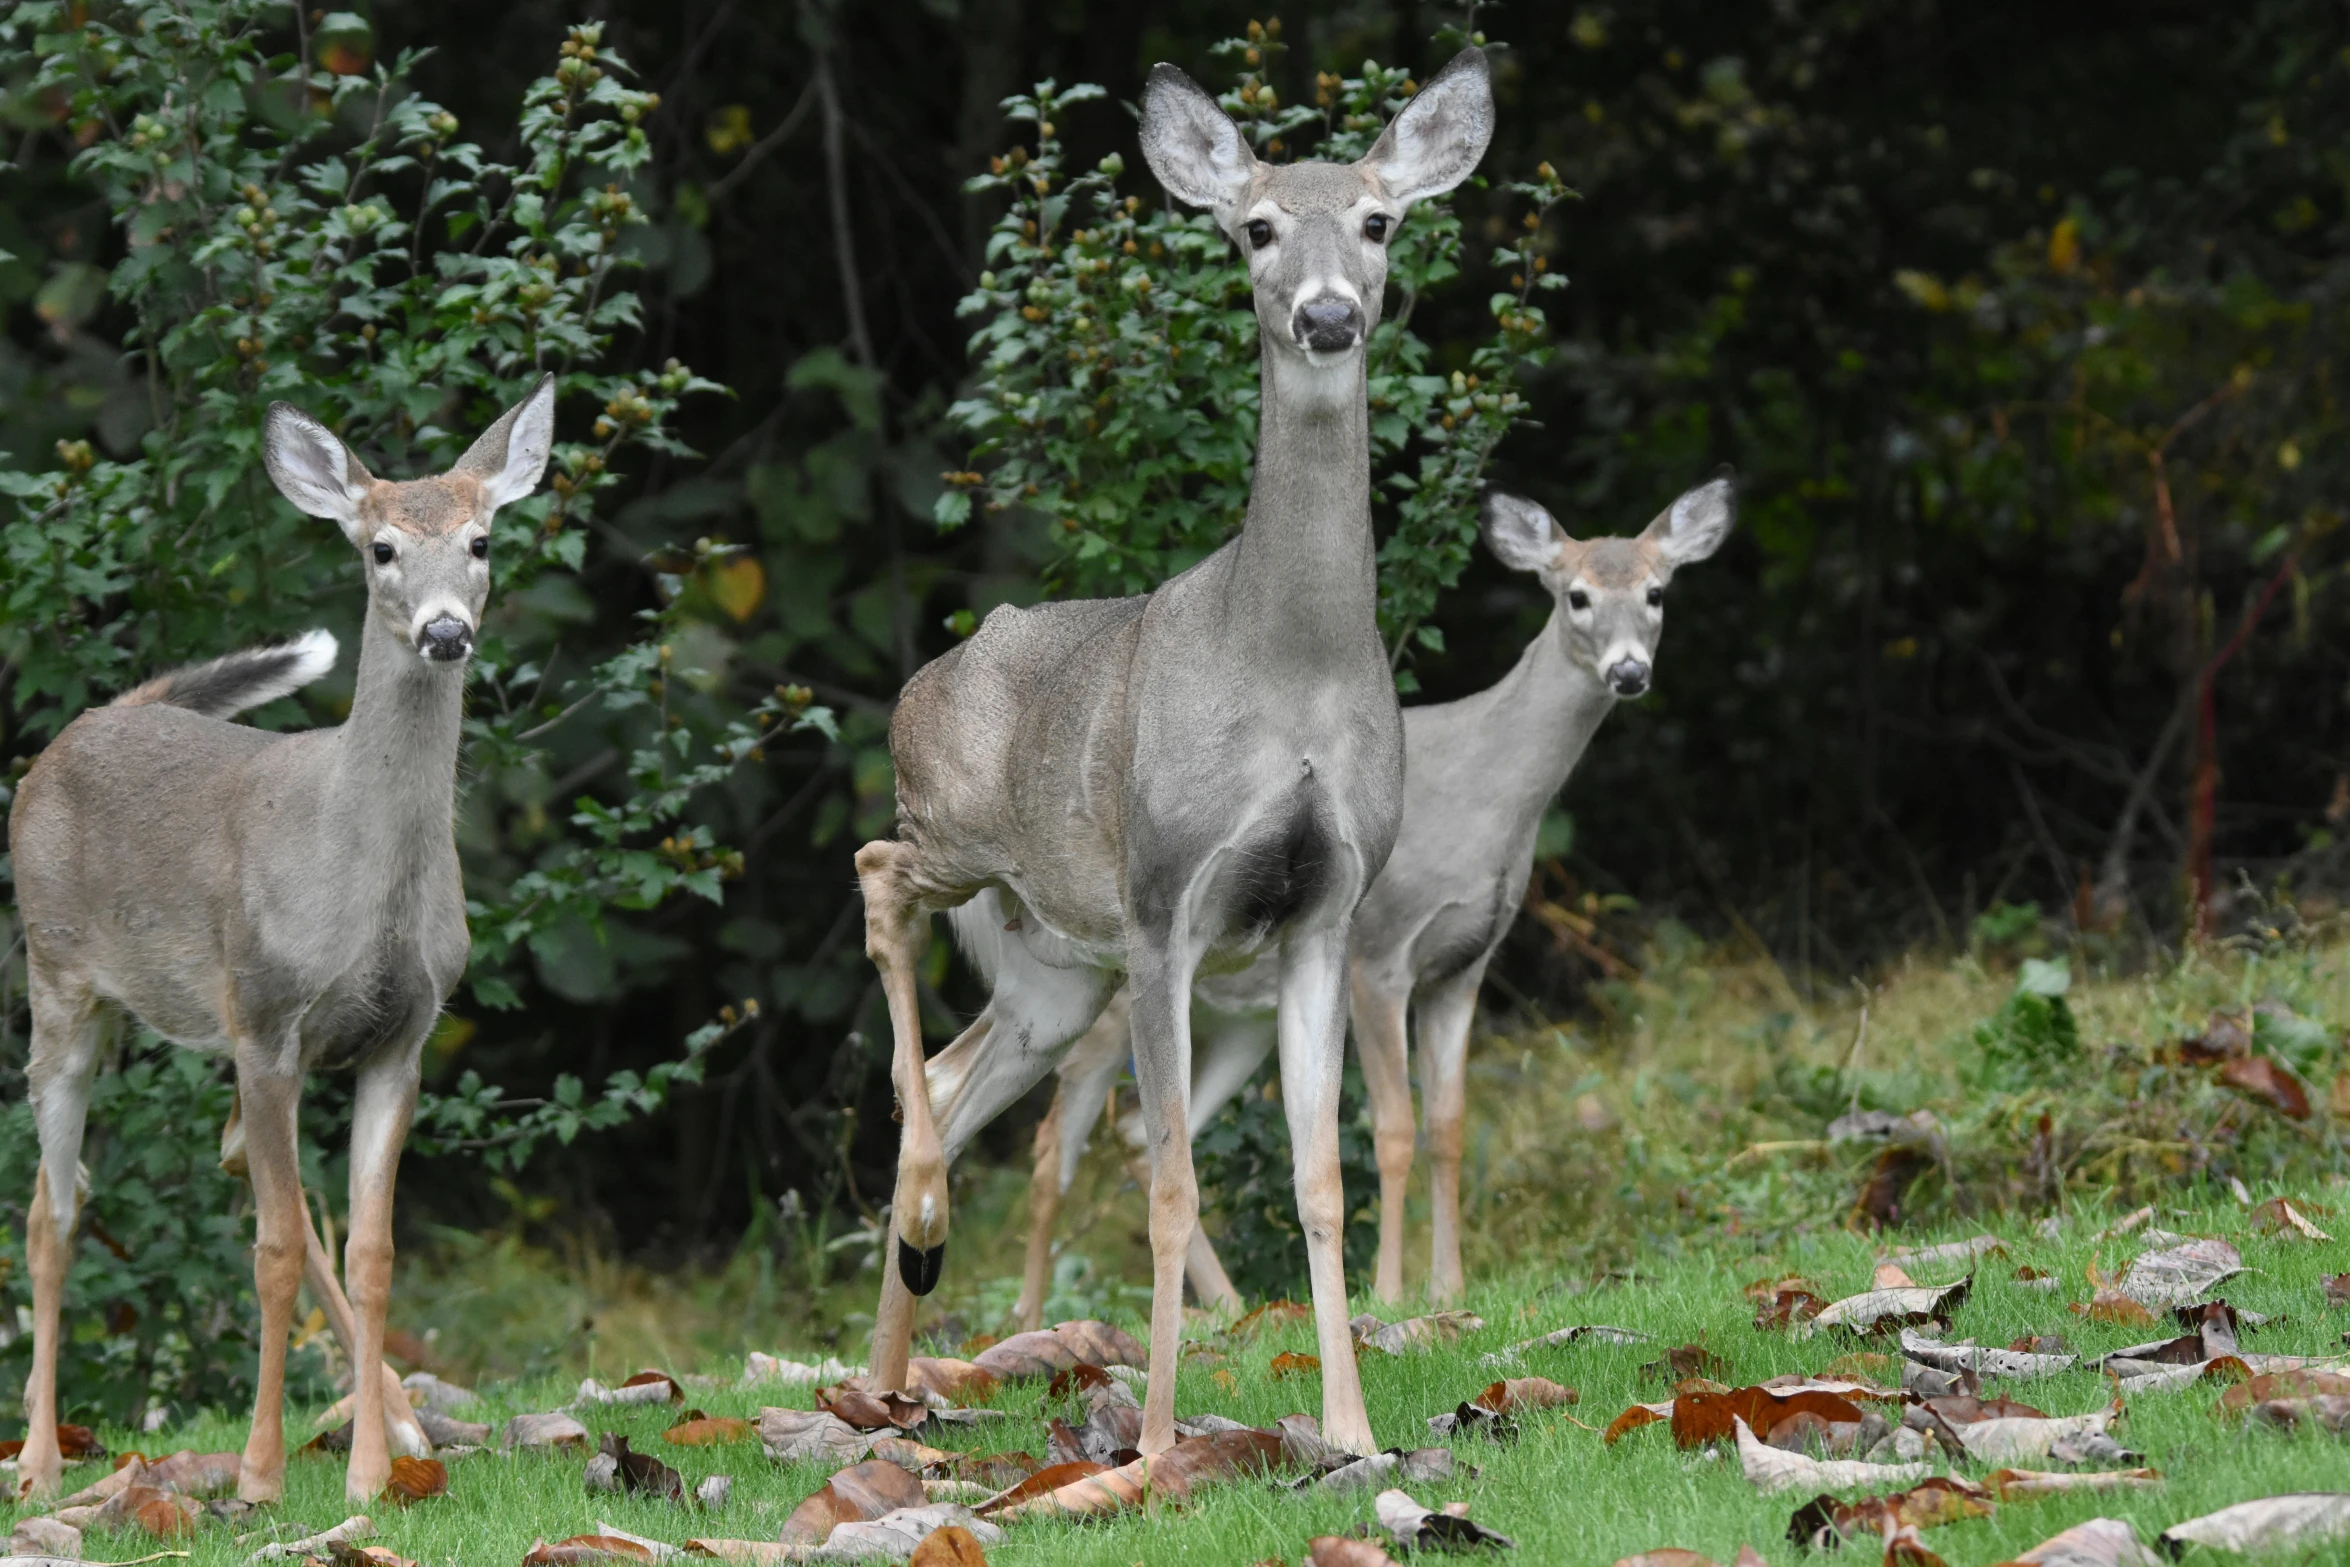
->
xmin=898 ymin=1236 xmax=945 ymax=1296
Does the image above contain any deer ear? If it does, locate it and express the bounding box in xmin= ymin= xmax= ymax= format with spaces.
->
xmin=1139 ymin=63 xmax=1258 ymax=215
xmin=1361 ymin=48 xmax=1494 ymax=207
xmin=264 ymin=403 xmax=374 ymax=543
xmin=455 ymin=374 xmax=558 ymax=510
xmin=1482 ymin=491 xmax=1566 ymax=573
xmin=1642 ymin=473 xmax=1736 ymax=567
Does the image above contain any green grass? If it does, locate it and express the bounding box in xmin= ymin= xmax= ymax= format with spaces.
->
xmin=11 ymin=1194 xmax=2350 ymax=1566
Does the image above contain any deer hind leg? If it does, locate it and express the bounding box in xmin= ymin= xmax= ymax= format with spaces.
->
xmin=855 ymin=841 xmax=951 ymax=1304
xmin=1015 ymin=992 xmax=1130 ymax=1332
xmin=19 ymin=970 xmax=104 ymax=1501
xmin=339 ymin=1047 xmax=423 ymax=1502
xmin=1349 ymin=963 xmax=1416 ymax=1303
xmin=1414 ymin=958 xmax=1487 ymax=1306
xmin=1283 ymin=923 xmax=1378 ymax=1456
xmin=231 ymin=1047 xmax=306 ymax=1504
xmin=296 ymin=1197 xmax=430 ymax=1463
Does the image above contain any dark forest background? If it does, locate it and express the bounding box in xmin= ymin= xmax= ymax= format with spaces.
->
xmin=7 ymin=0 xmax=2350 ymax=1270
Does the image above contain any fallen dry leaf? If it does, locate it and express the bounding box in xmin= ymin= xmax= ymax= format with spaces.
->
xmin=2116 ymin=1237 xmax=2244 ymax=1308
xmin=905 ymin=1525 xmax=990 ymax=1567
xmin=1950 ymin=1405 xmax=2127 ymax=1464
xmin=1755 ymin=1288 xmax=1830 ymax=1331
xmin=781 ymin=1457 xmax=928 ymax=1545
xmin=1641 ymin=1344 xmax=1733 ymax=1383
xmin=1923 ymin=1393 xmax=2047 ymax=1423
xmin=818 ymin=1384 xmax=931 ymax=1432
xmin=1810 ymin=1279 xmax=1970 ymax=1337
xmin=2159 ymin=1494 xmax=2350 ymax=1555
xmin=1821 ymin=1353 xmax=1901 ymax=1382
xmin=2073 ymin=1289 xmax=2157 ymax=1327
xmin=1472 ymin=1377 xmax=1577 ymax=1415
xmin=662 ymin=1416 xmax=754 ymax=1447
xmin=1789 ymin=1477 xmax=1992 ymax=1548
xmin=523 ymin=1536 xmax=656 ymax=1565
xmin=974 ymin=1461 xmax=1108 ymax=1516
xmin=1270 ymin=1352 xmax=1321 ymax=1381
xmin=0 ymin=1425 xmax=106 ymax=1464
xmin=596 ymin=1433 xmax=686 ymax=1505
xmin=985 ymin=1428 xmax=1285 ymax=1522
xmin=1373 ymin=1487 xmax=1516 ymax=1551
xmin=1603 ymin=1403 xmax=1673 ymax=1445
xmin=1674 ymin=1386 xmax=1866 ymax=1449
xmin=1989 ymin=1516 xmax=2163 ymax=1566
xmin=576 ymin=1370 xmax=683 ymax=1407
xmin=328 ymin=1544 xmax=416 ymax=1567
xmin=502 ymin=1412 xmax=591 ymax=1451
xmin=1307 ymin=1539 xmax=1401 ymax=1567
xmin=2247 ymin=1394 xmax=2350 ymax=1432
xmin=378 ymin=1456 xmax=447 ymax=1507
xmin=1732 ymin=1417 xmax=1930 ymax=1496
xmin=1349 ymin=1311 xmax=1485 ymax=1355
xmin=1229 ymin=1300 xmax=1314 ymax=1339
xmin=2220 ymin=1055 xmax=2312 ymax=1119
xmin=2322 ymin=1273 xmax=2350 ymax=1308
xmin=1873 ymin=1263 xmax=1920 ymax=1289
xmin=904 ymin=1358 xmax=1000 ymax=1405
xmin=249 ymin=1517 xmax=375 ymax=1563
xmin=141 ymin=1449 xmax=241 ymax=1498
xmin=1984 ymin=1468 xmax=2162 ymax=1499
xmin=2253 ymin=1196 xmax=2334 ymax=1240
xmin=755 ymin=1407 xmax=872 ymax=1464
xmin=1885 ymin=1235 xmax=2007 ymax=1270
xmin=969 ymin=1321 xmax=1145 ymax=1379
xmin=682 ymin=1542 xmax=791 ymax=1565
xmin=2217 ymin=1368 xmax=2350 ymax=1416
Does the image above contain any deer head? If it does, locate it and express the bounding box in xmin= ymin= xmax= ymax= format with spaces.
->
xmin=1483 ymin=476 xmax=1737 ymax=698
xmin=1140 ymin=49 xmax=1493 ymax=381
xmin=264 ymin=376 xmax=556 ymax=664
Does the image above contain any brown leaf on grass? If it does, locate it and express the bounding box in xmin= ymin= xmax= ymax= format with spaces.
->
xmin=969 ymin=1321 xmax=1144 ymax=1379
xmin=2252 ymin=1196 xmax=2334 ymax=1240
xmin=378 ymin=1456 xmax=448 ymax=1507
xmin=2221 ymin=1055 xmax=2312 ymax=1119
xmin=1732 ymin=1417 xmax=1930 ymax=1496
xmin=1609 ymin=1554 xmax=1722 ymax=1567
xmin=1821 ymin=1353 xmax=1900 ymax=1382
xmin=662 ymin=1416 xmax=753 ymax=1447
xmin=2115 ymin=1237 xmax=2243 ymax=1307
xmin=1307 ymin=1539 xmax=1401 ymax=1567
xmin=985 ymin=1428 xmax=1285 ymax=1522
xmin=682 ymin=1542 xmax=791 ymax=1565
xmin=1270 ymin=1353 xmax=1321 ymax=1381
xmin=1744 ymin=1274 xmax=1828 ymax=1303
xmin=2216 ymin=1367 xmax=2350 ymax=1415
xmin=2073 ymin=1289 xmax=2157 ymax=1326
xmin=1673 ymin=1386 xmax=1866 ymax=1449
xmin=971 ymin=1461 xmax=1107 ymax=1516
xmin=1349 ymin=1311 xmax=1484 ymax=1355
xmin=1983 ymin=1468 xmax=2162 ymax=1499
xmin=1603 ymin=1403 xmax=1672 ymax=1444
xmin=1810 ymin=1279 xmax=1970 ymax=1336
xmin=1229 ymin=1300 xmax=1314 ymax=1340
xmin=1873 ymin=1263 xmax=1920 ymax=1289
xmin=1043 ymin=1362 xmax=1112 ymax=1400
xmin=1211 ymin=1368 xmax=1241 ymax=1396
xmin=1853 ymin=1145 xmax=1934 ymax=1229
xmin=598 ymin=1433 xmax=686 ymax=1505
xmin=329 ymin=1542 xmax=418 ymax=1567
xmin=2322 ymin=1273 xmax=2350 ymax=1307
xmin=906 ymin=1525 xmax=990 ymax=1567
xmin=1755 ymin=1288 xmax=1830 ymax=1331
xmin=1989 ymin=1518 xmax=2164 ymax=1566
xmin=0 ymin=1425 xmax=106 ymax=1463
xmin=1881 ymin=1523 xmax=1949 ymax=1567
xmin=1472 ymin=1377 xmax=1577 ymax=1414
xmin=503 ymin=1411 xmax=592 ymax=1451
xmin=779 ymin=1457 xmax=927 ymax=1545
xmin=142 ymin=1449 xmax=241 ymax=1498
xmin=523 ymin=1536 xmax=657 ymax=1565
xmin=1924 ymin=1394 xmax=2048 ymax=1424
xmin=1373 ymin=1488 xmax=1516 ymax=1551
xmin=904 ymin=1358 xmax=1000 ymax=1405
xmin=2160 ymin=1495 xmax=2350 ymax=1555
xmin=817 ymin=1385 xmax=930 ymax=1432
xmin=1640 ymin=1344 xmax=1732 ymax=1383
xmin=1789 ymin=1477 xmax=1993 ymax=1548
xmin=121 ymin=1487 xmax=200 ymax=1540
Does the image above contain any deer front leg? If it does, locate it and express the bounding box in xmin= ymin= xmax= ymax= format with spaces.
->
xmin=299 ymin=1203 xmax=431 ymax=1461
xmin=19 ymin=979 xmax=102 ymax=1503
xmin=341 ymin=1049 xmax=423 ymax=1500
xmin=231 ymin=1053 xmax=307 ymax=1504
xmin=19 ymin=1166 xmax=74 ymax=1503
xmin=1414 ymin=960 xmax=1485 ymax=1306
xmin=856 ymin=842 xmax=949 ymax=1315
xmin=1124 ymin=939 xmax=1202 ymax=1456
xmin=1283 ymin=924 xmax=1377 ymax=1456
xmin=1349 ymin=965 xmax=1415 ymax=1303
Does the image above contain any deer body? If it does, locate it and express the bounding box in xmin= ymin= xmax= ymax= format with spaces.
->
xmin=858 ymin=52 xmax=1493 ymax=1457
xmin=1014 ymin=480 xmax=1737 ymax=1315
xmin=12 ymin=378 xmax=554 ymax=1504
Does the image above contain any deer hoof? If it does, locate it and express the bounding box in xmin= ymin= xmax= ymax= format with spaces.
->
xmin=898 ymin=1236 xmax=945 ymax=1296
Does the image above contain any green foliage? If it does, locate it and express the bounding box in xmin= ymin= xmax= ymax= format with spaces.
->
xmin=1969 ymin=958 xmax=2081 ymax=1089
xmin=1191 ymin=1063 xmax=1379 ymax=1302
xmin=1968 ymin=900 xmax=2043 ymax=955
xmin=945 ymin=22 xmax=1572 ymax=684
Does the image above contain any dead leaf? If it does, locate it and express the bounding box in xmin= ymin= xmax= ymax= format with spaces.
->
xmin=1675 ymin=1386 xmax=1865 ymax=1449
xmin=576 ymin=1370 xmax=683 ymax=1406
xmin=1308 ymin=1540 xmax=1401 ymax=1567
xmin=2247 ymin=1394 xmax=2350 ymax=1432
xmin=662 ymin=1416 xmax=753 ymax=1447
xmin=905 ymin=1526 xmax=990 ymax=1567
xmin=1873 ymin=1263 xmax=1919 ymax=1289
xmin=2221 ymin=1055 xmax=2313 ymax=1118
xmin=1229 ymin=1300 xmax=1314 ymax=1340
xmin=1732 ymin=1417 xmax=1930 ymax=1495
xmin=682 ymin=1543 xmax=792 ymax=1565
xmin=1641 ymin=1344 xmax=1732 ymax=1383
xmin=1853 ymin=1145 xmax=1935 ymax=1228
xmin=2117 ymin=1236 xmax=2245 ymax=1307
xmin=1473 ymin=1377 xmax=1577 ymax=1414
xmin=755 ymin=1407 xmax=873 ymax=1464
xmin=1950 ymin=1405 xmax=2125 ymax=1464
xmin=1603 ymin=1403 xmax=1672 ymax=1444
xmin=1491 ymin=1323 xmax=1652 ymax=1361
xmin=1789 ymin=1477 xmax=1993 ymax=1548
xmin=985 ymin=1428 xmax=1285 ymax=1521
xmin=1269 ymin=1352 xmax=1320 ymax=1380
xmin=1811 ymin=1279 xmax=1971 ymax=1337
xmin=817 ymin=1385 xmax=930 ymax=1432
xmin=1989 ymin=1516 xmax=2164 ymax=1566
xmin=1984 ymin=1469 xmax=2161 ymax=1499
xmin=2160 ymin=1494 xmax=2350 ymax=1555
xmin=1373 ymin=1487 xmax=1516 ymax=1552
xmin=503 ymin=1412 xmax=591 ymax=1451
xmin=973 ymin=1461 xmax=1107 ymax=1515
xmin=328 ymin=1544 xmax=416 ymax=1567
xmin=969 ymin=1321 xmax=1144 ymax=1379
xmin=1745 ymin=1274 xmax=1827 ymax=1302
xmin=2217 ymin=1368 xmax=2350 ymax=1415
xmin=0 ymin=1425 xmax=106 ymax=1464
xmin=780 ymin=1457 xmax=928 ymax=1545
xmin=1885 ymin=1235 xmax=2007 ymax=1270
xmin=2073 ymin=1289 xmax=2157 ymax=1327
xmin=1755 ymin=1288 xmax=1830 ymax=1331
xmin=142 ymin=1449 xmax=241 ymax=1498
xmin=1923 ymin=1393 xmax=2047 ymax=1424
xmin=597 ymin=1433 xmax=686 ymax=1505
xmin=2253 ymin=1196 xmax=2334 ymax=1239
xmin=1349 ymin=1311 xmax=1485 ymax=1355
xmin=1822 ymin=1353 xmax=1901 ymax=1382
xmin=2322 ymin=1273 xmax=2350 ymax=1307
xmin=905 ymin=1358 xmax=999 ymax=1405
xmin=378 ymin=1456 xmax=447 ymax=1507
xmin=523 ymin=1536 xmax=655 ymax=1565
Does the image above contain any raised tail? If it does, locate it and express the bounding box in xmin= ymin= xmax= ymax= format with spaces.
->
xmin=110 ymin=629 xmax=338 ymax=719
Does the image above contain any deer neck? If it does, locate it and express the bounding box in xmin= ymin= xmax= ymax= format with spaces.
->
xmin=1475 ymin=607 xmax=1618 ymax=808
xmin=1226 ymin=346 xmax=1377 ymax=659
xmin=325 ymin=609 xmax=466 ymax=893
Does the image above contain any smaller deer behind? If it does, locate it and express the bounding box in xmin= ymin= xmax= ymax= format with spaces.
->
xmin=11 ymin=376 xmax=554 ymax=1504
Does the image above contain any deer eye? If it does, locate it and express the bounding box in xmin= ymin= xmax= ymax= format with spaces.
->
xmin=471 ymin=534 xmax=490 ymax=560
xmin=1246 ymin=219 xmax=1273 ymax=250
xmin=371 ymin=542 xmax=395 ymax=566
xmin=1646 ymin=586 xmax=1663 ymax=607
xmin=1364 ymin=213 xmax=1390 ymax=242
xmin=1567 ymin=589 xmax=1590 ymax=611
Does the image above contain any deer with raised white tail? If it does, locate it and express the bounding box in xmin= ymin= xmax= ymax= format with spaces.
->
xmin=11 ymin=376 xmax=554 ymax=1503
xmin=1013 ymin=477 xmax=1736 ymax=1317
xmin=854 ymin=51 xmax=1493 ymax=1456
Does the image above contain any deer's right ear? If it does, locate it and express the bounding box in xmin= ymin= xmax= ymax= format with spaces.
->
xmin=1482 ymin=492 xmax=1566 ymax=573
xmin=1139 ymin=63 xmax=1257 ymax=215
xmin=1362 ymin=47 xmax=1494 ymax=206
xmin=264 ymin=403 xmax=373 ymax=542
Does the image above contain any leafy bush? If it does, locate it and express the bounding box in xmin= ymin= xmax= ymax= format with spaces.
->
xmin=1191 ymin=1064 xmax=1380 ymax=1302
xmin=1968 ymin=958 xmax=2082 ymax=1089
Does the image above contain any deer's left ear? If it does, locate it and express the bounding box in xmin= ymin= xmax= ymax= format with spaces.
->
xmin=1482 ymin=491 xmax=1567 ymax=573
xmin=1361 ymin=47 xmax=1494 ymax=207
xmin=455 ymin=374 xmax=558 ymax=511
xmin=1641 ymin=473 xmax=1736 ymax=567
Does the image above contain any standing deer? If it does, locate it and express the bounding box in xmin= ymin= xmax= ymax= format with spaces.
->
xmin=12 ymin=376 xmax=554 ymax=1503
xmin=855 ymin=52 xmax=1493 ymax=1456
xmin=1013 ymin=478 xmax=1736 ymax=1320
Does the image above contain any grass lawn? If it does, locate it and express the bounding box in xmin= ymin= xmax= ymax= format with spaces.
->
xmin=10 ymin=1192 xmax=2350 ymax=1566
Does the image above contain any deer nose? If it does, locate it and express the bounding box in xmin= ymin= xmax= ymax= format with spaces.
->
xmin=418 ymin=616 xmax=474 ymax=663
xmin=1292 ymin=296 xmax=1363 ymax=353
xmin=1607 ymin=658 xmax=1651 ymax=698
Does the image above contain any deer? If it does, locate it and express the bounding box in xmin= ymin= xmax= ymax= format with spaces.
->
xmin=1010 ymin=478 xmax=1736 ymax=1322
xmin=11 ymin=376 xmax=555 ymax=1504
xmin=853 ymin=51 xmax=1493 ymax=1457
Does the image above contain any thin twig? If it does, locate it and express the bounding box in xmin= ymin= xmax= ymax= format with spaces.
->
xmin=704 ymin=79 xmax=818 ymax=206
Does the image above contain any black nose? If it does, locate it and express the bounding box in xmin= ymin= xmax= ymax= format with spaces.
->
xmin=1293 ymin=296 xmax=1363 ymax=353
xmin=420 ymin=616 xmax=473 ymax=662
xmin=1608 ymin=660 xmax=1650 ymax=698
